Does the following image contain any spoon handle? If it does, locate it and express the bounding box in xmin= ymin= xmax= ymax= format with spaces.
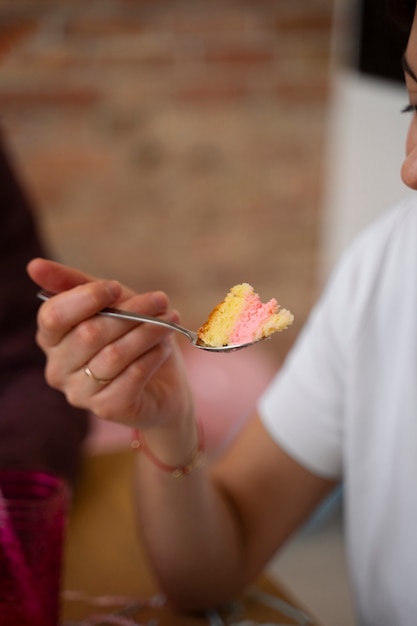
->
xmin=98 ymin=307 xmax=197 ymax=342
xmin=36 ymin=290 xmax=197 ymax=342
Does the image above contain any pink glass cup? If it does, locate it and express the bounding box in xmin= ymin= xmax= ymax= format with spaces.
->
xmin=0 ymin=470 xmax=69 ymax=626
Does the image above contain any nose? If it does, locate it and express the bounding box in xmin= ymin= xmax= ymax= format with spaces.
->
xmin=401 ymin=123 xmax=417 ymax=190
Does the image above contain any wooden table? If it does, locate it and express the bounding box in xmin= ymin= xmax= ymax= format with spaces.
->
xmin=62 ymin=449 xmax=320 ymax=625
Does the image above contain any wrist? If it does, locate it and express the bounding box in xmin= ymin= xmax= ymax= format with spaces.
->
xmin=131 ymin=418 xmax=206 ymax=479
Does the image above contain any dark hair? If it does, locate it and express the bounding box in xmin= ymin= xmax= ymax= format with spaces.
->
xmin=386 ymin=0 xmax=416 ymax=31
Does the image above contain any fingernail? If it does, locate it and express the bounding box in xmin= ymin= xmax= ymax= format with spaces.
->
xmin=151 ymin=291 xmax=168 ymax=311
xmin=106 ymin=280 xmax=121 ymax=300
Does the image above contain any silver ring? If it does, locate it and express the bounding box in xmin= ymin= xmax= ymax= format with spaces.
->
xmin=84 ymin=366 xmax=112 ymax=386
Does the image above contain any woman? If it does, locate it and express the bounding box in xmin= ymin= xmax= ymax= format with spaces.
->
xmin=28 ymin=2 xmax=417 ymax=623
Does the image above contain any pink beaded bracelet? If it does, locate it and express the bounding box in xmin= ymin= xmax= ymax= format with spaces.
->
xmin=131 ymin=421 xmax=206 ymax=479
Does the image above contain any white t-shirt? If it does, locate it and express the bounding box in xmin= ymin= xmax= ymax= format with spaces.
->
xmin=258 ymin=195 xmax=417 ymax=626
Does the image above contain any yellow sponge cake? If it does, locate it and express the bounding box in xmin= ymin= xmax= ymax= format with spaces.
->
xmin=197 ymin=283 xmax=293 ymax=348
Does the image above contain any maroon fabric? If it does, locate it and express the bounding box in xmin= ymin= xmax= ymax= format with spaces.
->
xmin=0 ymin=138 xmax=89 ymax=484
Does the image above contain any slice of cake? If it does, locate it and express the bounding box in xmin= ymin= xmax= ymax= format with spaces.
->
xmin=197 ymin=283 xmax=293 ymax=347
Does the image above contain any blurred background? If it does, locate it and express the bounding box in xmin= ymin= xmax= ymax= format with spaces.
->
xmin=0 ymin=0 xmax=411 ymax=624
xmin=0 ymin=0 xmax=334 ymax=368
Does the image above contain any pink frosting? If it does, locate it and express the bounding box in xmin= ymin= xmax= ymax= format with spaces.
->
xmin=229 ymin=295 xmax=278 ymax=344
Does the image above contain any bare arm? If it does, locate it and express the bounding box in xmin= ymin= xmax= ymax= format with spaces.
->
xmin=27 ymin=257 xmax=337 ymax=611
xmin=134 ymin=413 xmax=337 ymax=610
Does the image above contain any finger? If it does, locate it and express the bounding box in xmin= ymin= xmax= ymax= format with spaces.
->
xmin=60 ymin=335 xmax=174 ymax=419
xmin=36 ymin=280 xmax=122 ymax=349
xmin=28 ymin=258 xmax=141 ymax=307
xmin=84 ymin=309 xmax=178 ymax=383
xmin=40 ymin=290 xmax=174 ymax=390
xmin=27 ymin=258 xmax=96 ymax=293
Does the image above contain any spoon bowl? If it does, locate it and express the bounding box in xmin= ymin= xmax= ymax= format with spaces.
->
xmin=37 ymin=290 xmax=267 ymax=353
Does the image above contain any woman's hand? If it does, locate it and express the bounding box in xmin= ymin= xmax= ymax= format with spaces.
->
xmin=27 ymin=258 xmax=194 ymax=431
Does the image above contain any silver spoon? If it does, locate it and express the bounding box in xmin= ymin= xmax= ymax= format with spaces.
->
xmin=37 ymin=290 xmax=267 ymax=353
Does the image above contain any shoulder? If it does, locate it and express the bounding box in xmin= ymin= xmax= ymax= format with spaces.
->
xmin=320 ymin=195 xmax=417 ymax=326
xmin=258 ymin=195 xmax=417 ymax=478
xmin=342 ymin=195 xmax=417 ymax=271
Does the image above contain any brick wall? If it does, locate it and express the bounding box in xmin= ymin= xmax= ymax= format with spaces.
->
xmin=0 ymin=0 xmax=333 ymax=362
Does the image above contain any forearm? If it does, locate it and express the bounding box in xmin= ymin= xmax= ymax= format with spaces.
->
xmin=134 ymin=424 xmax=245 ymax=611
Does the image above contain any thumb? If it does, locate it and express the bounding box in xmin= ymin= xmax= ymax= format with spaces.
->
xmin=27 ymin=257 xmax=95 ymax=294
